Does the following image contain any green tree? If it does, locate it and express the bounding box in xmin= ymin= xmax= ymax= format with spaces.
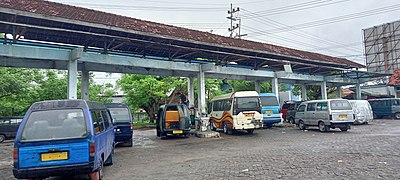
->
xmin=118 ymin=74 xmax=182 ymax=123
xmin=292 ymin=85 xmax=338 ymax=100
xmin=0 ymin=68 xmax=116 ymax=116
xmin=0 ymin=67 xmax=42 ymax=115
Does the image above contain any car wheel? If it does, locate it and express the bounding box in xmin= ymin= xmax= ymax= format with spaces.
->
xmin=265 ymin=124 xmax=273 ymax=128
xmin=395 ymin=112 xmax=400 ymax=119
xmin=339 ymin=127 xmax=348 ymax=131
xmin=373 ymin=113 xmax=378 ymax=119
xmin=126 ymin=139 xmax=133 ymax=147
xmin=289 ymin=117 xmax=295 ymax=124
xmin=246 ymin=129 xmax=254 ymax=134
xmin=0 ymin=134 xmax=5 ymax=143
xmin=160 ymin=132 xmax=167 ymax=139
xmin=223 ymin=122 xmax=228 ymax=134
xmin=156 ymin=129 xmax=160 ymax=137
xmin=318 ymin=121 xmax=329 ymax=132
xmin=210 ymin=122 xmax=217 ymax=131
xmin=298 ymin=120 xmax=306 ymax=130
xmin=105 ymin=149 xmax=114 ymax=166
xmin=184 ymin=132 xmax=190 ymax=138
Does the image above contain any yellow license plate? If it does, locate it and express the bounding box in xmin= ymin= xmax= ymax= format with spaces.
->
xmin=339 ymin=115 xmax=347 ymax=119
xmin=172 ymin=130 xmax=183 ymax=134
xmin=266 ymin=110 xmax=272 ymax=115
xmin=245 ymin=114 xmax=254 ymax=118
xmin=41 ymin=152 xmax=68 ymax=161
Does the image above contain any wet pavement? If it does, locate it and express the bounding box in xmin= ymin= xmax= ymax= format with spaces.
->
xmin=1 ymin=119 xmax=400 ymax=179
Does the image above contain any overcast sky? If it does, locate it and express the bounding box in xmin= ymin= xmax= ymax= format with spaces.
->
xmin=50 ymin=0 xmax=400 ymax=84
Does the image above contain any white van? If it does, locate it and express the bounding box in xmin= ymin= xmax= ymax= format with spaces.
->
xmin=209 ymin=91 xmax=263 ymax=134
xmin=295 ymin=99 xmax=355 ymax=132
xmin=349 ymin=100 xmax=373 ymax=124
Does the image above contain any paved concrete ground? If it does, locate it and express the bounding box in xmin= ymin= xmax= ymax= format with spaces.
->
xmin=1 ymin=119 xmax=400 ymax=179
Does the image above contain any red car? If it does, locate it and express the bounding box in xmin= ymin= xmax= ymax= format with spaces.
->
xmin=281 ymin=101 xmax=300 ymax=121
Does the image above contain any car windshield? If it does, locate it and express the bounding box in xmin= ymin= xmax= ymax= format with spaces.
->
xmin=330 ymin=100 xmax=352 ymax=110
xmin=20 ymin=109 xmax=87 ymax=142
xmin=109 ymin=108 xmax=132 ymax=123
xmin=260 ymin=96 xmax=279 ymax=106
xmin=236 ymin=97 xmax=260 ymax=109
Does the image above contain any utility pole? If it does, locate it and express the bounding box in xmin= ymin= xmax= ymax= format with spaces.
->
xmin=227 ymin=3 xmax=240 ymax=38
xmin=236 ymin=18 xmax=247 ymax=39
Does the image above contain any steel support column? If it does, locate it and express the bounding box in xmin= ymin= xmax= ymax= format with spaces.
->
xmin=301 ymin=84 xmax=307 ymax=101
xmin=255 ymin=81 xmax=261 ymax=93
xmin=197 ymin=68 xmax=206 ymax=115
xmin=356 ymin=81 xmax=362 ymax=100
xmin=68 ymin=48 xmax=82 ymax=100
xmin=321 ymin=81 xmax=327 ymax=100
xmin=187 ymin=76 xmax=195 ymax=107
xmin=81 ymin=69 xmax=89 ymax=100
xmin=272 ymin=77 xmax=279 ymax=100
xmin=67 ymin=59 xmax=78 ymax=99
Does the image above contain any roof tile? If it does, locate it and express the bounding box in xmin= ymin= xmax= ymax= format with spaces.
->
xmin=0 ymin=0 xmax=364 ymax=67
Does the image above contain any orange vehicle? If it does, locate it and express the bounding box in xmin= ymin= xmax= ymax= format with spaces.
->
xmin=156 ymin=104 xmax=191 ymax=138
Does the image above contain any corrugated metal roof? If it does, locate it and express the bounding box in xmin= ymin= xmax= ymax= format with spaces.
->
xmin=0 ymin=0 xmax=364 ymax=68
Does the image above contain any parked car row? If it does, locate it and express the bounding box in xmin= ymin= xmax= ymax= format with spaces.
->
xmin=11 ymin=100 xmax=134 ymax=180
xmin=0 ymin=116 xmax=23 ymax=143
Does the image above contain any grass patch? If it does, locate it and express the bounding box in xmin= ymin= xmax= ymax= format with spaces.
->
xmin=133 ymin=120 xmax=156 ymax=127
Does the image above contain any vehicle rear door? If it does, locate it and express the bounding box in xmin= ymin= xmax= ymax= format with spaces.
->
xmin=178 ymin=105 xmax=190 ymax=130
xmin=210 ymin=100 xmax=225 ymax=128
xmin=17 ymin=109 xmax=89 ymax=169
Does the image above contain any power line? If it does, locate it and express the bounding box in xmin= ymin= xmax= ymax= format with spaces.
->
xmin=307 ymin=42 xmax=361 ymax=51
xmin=242 ymin=0 xmax=349 ymax=18
xmin=248 ymin=4 xmax=400 ymax=35
xmin=243 ymin=25 xmax=326 ymax=49
xmin=241 ymin=9 xmax=362 ymax=53
xmin=242 ymin=24 xmax=357 ymax=57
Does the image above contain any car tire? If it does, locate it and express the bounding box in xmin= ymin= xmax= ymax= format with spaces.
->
xmin=223 ymin=122 xmax=228 ymax=134
xmin=340 ymin=127 xmax=348 ymax=131
xmin=318 ymin=121 xmax=328 ymax=132
xmin=289 ymin=117 xmax=295 ymax=124
xmin=395 ymin=112 xmax=400 ymax=119
xmin=246 ymin=129 xmax=254 ymax=134
xmin=184 ymin=132 xmax=190 ymax=138
xmin=126 ymin=139 xmax=133 ymax=147
xmin=265 ymin=124 xmax=273 ymax=128
xmin=0 ymin=134 xmax=5 ymax=143
xmin=298 ymin=120 xmax=306 ymax=130
xmin=160 ymin=132 xmax=167 ymax=139
xmin=210 ymin=122 xmax=217 ymax=131
xmin=373 ymin=113 xmax=378 ymax=119
xmin=105 ymin=149 xmax=114 ymax=166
